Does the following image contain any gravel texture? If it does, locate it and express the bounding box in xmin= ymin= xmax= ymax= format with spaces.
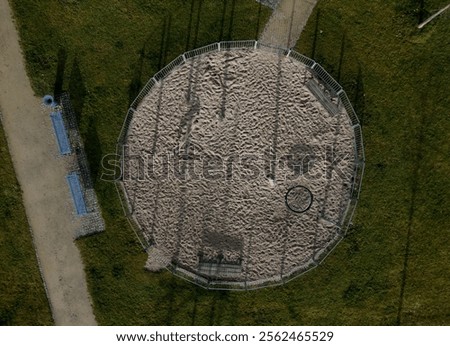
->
xmin=123 ymin=49 xmax=355 ymax=285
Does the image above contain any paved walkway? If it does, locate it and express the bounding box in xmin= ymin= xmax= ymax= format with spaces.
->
xmin=259 ymin=0 xmax=319 ymax=48
xmin=0 ymin=0 xmax=96 ymax=325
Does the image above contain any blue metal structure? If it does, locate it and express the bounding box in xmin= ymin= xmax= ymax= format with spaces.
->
xmin=67 ymin=172 xmax=88 ymax=215
xmin=50 ymin=111 xmax=71 ymax=155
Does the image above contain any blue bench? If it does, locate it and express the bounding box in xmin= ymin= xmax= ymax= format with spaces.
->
xmin=67 ymin=173 xmax=88 ymax=215
xmin=50 ymin=111 xmax=71 ymax=155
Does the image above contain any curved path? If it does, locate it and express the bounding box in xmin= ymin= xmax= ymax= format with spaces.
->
xmin=0 ymin=0 xmax=96 ymax=325
xmin=260 ymin=0 xmax=319 ymax=48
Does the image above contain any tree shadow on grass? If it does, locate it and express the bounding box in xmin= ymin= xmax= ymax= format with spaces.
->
xmin=158 ymin=14 xmax=172 ymax=70
xmin=189 ymin=286 xmax=233 ymax=325
xmin=311 ymin=10 xmax=320 ymax=60
xmin=53 ymin=47 xmax=67 ymax=101
xmin=128 ymin=14 xmax=173 ymax=106
xmin=192 ymin=0 xmax=203 ymax=49
xmin=153 ymin=276 xmax=182 ymax=325
xmin=68 ymin=57 xmax=87 ymax=124
xmin=227 ymin=0 xmax=236 ymax=41
xmin=208 ymin=290 xmax=230 ymax=325
xmin=186 ymin=0 xmax=197 ymax=50
xmin=84 ymin=117 xmax=103 ymax=183
xmin=353 ymin=64 xmax=367 ymax=127
xmin=128 ymin=47 xmax=145 ymax=107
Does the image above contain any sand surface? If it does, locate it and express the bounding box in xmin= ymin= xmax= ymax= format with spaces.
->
xmin=259 ymin=0 xmax=319 ymax=48
xmin=0 ymin=0 xmax=96 ymax=325
xmin=123 ymin=49 xmax=356 ymax=285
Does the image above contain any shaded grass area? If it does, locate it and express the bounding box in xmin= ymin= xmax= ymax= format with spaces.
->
xmin=0 ymin=123 xmax=53 ymax=325
xmin=8 ymin=0 xmax=450 ymax=325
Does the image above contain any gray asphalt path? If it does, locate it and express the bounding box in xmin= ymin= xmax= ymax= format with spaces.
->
xmin=0 ymin=0 xmax=97 ymax=326
xmin=259 ymin=0 xmax=319 ymax=48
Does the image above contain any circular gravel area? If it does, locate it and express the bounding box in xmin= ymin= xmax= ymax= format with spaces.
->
xmin=122 ymin=47 xmax=357 ymax=288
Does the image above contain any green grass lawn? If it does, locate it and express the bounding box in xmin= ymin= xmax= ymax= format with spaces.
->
xmin=296 ymin=0 xmax=450 ymax=325
xmin=0 ymin=124 xmax=53 ymax=325
xmin=8 ymin=0 xmax=450 ymax=325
